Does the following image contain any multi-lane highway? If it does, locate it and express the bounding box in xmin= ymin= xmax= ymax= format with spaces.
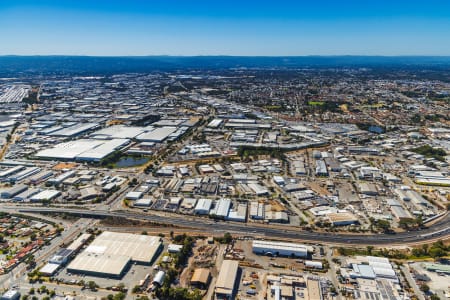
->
xmin=8 ymin=206 xmax=449 ymax=246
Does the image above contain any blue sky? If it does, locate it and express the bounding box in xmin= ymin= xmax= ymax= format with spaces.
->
xmin=1 ymin=0 xmax=450 ymax=56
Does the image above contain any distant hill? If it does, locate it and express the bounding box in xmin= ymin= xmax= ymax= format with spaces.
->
xmin=1 ymin=55 xmax=450 ymax=76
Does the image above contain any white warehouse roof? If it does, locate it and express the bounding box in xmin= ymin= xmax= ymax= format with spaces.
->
xmin=252 ymin=240 xmax=308 ymax=257
xmin=136 ymin=126 xmax=177 ymax=142
xmin=35 ymin=138 xmax=130 ymax=162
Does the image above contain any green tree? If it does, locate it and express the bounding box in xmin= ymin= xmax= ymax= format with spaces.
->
xmin=223 ymin=232 xmax=233 ymax=244
xmin=429 ymin=247 xmax=446 ymax=259
xmin=113 ymin=292 xmax=126 ymax=300
xmin=420 ymin=284 xmax=430 ymax=293
xmin=88 ymin=281 xmax=98 ymax=290
xmin=117 ymin=282 xmax=125 ymax=291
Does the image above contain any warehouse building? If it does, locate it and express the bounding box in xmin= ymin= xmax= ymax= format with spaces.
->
xmin=226 ymin=203 xmax=247 ymax=222
xmin=49 ymin=122 xmax=99 ymax=137
xmin=210 ymin=198 xmax=231 ymax=218
xmin=8 ymin=167 xmax=41 ymax=183
xmin=247 ymin=183 xmax=269 ymax=196
xmin=358 ymin=182 xmax=378 ymax=196
xmin=249 ymin=202 xmax=265 ymax=220
xmin=1 ymin=290 xmax=20 ymax=300
xmin=315 ymin=160 xmax=328 ymax=176
xmin=13 ymin=188 xmax=41 ymax=202
xmin=90 ymin=125 xmax=147 ymax=139
xmin=39 ymin=263 xmax=60 ymax=276
xmin=136 ymin=126 xmax=177 ymax=143
xmin=252 ymin=240 xmax=308 ymax=257
xmin=66 ymin=233 xmax=92 ymax=252
xmin=152 ymin=270 xmax=165 ymax=287
xmin=307 ymin=278 xmax=322 ymax=300
xmin=68 ymin=252 xmax=130 ymax=278
xmin=194 ymin=198 xmax=212 ymax=215
xmin=207 ymin=119 xmax=223 ymax=128
xmin=0 ymin=165 xmax=25 ymax=179
xmin=327 ymin=212 xmax=359 ymax=226
xmin=215 ymin=260 xmax=240 ymax=299
xmin=190 ymin=268 xmax=211 ymax=289
xmin=349 ymin=256 xmax=398 ymax=283
xmin=28 ymin=170 xmax=53 ymax=184
xmin=30 ymin=190 xmax=61 ymax=202
xmin=35 ymin=138 xmax=130 ymax=162
xmin=67 ymin=231 xmax=162 ymax=278
xmin=1 ymin=184 xmax=28 ymax=199
xmin=49 ymin=248 xmax=73 ymax=265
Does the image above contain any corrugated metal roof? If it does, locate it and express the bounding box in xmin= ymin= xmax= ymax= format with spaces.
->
xmin=215 ymin=260 xmax=239 ymax=295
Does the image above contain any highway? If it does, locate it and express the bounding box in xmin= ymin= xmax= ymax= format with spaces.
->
xmin=5 ymin=206 xmax=449 ymax=246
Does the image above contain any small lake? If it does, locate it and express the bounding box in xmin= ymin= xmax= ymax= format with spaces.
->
xmin=115 ymin=156 xmax=149 ymax=168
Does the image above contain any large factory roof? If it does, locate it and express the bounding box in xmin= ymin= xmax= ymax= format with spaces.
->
xmin=136 ymin=126 xmax=177 ymax=142
xmin=215 ymin=260 xmax=239 ymax=296
xmin=82 ymin=231 xmax=161 ymax=264
xmin=253 ymin=240 xmax=309 ymax=254
xmin=67 ymin=231 xmax=162 ymax=277
xmin=90 ymin=125 xmax=148 ymax=139
xmin=50 ymin=122 xmax=99 ymax=137
xmin=68 ymin=252 xmax=130 ymax=277
xmin=35 ymin=138 xmax=129 ymax=161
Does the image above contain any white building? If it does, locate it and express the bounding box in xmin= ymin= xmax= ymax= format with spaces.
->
xmin=252 ymin=240 xmax=308 ymax=257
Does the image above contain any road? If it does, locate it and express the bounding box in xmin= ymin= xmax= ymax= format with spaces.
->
xmin=401 ymin=265 xmax=425 ymax=300
xmin=1 ymin=206 xmax=448 ymax=246
xmin=326 ymin=247 xmax=342 ymax=300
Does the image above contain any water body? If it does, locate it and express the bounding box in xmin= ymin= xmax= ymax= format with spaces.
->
xmin=115 ymin=156 xmax=149 ymax=168
xmin=368 ymin=125 xmax=384 ymax=133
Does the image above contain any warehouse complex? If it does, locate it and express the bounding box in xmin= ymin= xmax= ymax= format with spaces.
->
xmin=34 ymin=138 xmax=130 ymax=162
xmin=67 ymin=231 xmax=162 ymax=278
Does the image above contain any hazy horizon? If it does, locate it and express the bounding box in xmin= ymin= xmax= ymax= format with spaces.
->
xmin=1 ymin=0 xmax=450 ymax=56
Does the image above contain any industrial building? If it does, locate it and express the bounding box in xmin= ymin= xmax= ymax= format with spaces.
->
xmin=136 ymin=126 xmax=178 ymax=143
xmin=226 ymin=203 xmax=247 ymax=222
xmin=190 ymin=268 xmax=211 ymax=288
xmin=249 ymin=202 xmax=265 ymax=220
xmin=307 ymin=278 xmax=322 ymax=300
xmin=67 ymin=231 xmax=162 ymax=278
xmin=215 ymin=260 xmax=239 ymax=299
xmin=345 ymin=256 xmax=399 ymax=283
xmin=247 ymin=182 xmax=269 ymax=196
xmin=315 ymin=160 xmax=328 ymax=176
xmin=90 ymin=125 xmax=148 ymax=139
xmin=34 ymin=138 xmax=130 ymax=162
xmin=152 ymin=270 xmax=166 ymax=286
xmin=29 ymin=189 xmax=61 ymax=202
xmin=358 ymin=182 xmax=378 ymax=196
xmin=40 ymin=233 xmax=92 ymax=276
xmin=0 ymin=290 xmax=20 ymax=300
xmin=194 ymin=198 xmax=213 ymax=215
xmin=327 ymin=212 xmax=359 ymax=226
xmin=1 ymin=184 xmax=28 ymax=199
xmin=252 ymin=240 xmax=308 ymax=257
xmin=210 ymin=198 xmax=231 ymax=218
